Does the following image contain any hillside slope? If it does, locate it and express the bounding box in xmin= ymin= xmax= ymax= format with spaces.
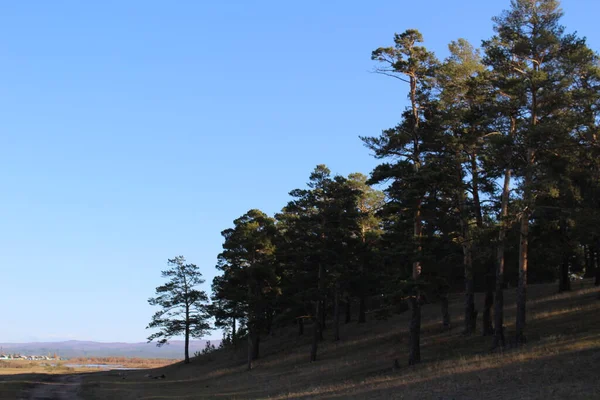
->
xmin=79 ymin=281 xmax=600 ymax=399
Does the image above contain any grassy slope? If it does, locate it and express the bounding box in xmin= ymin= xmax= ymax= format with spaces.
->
xmin=79 ymin=281 xmax=600 ymax=399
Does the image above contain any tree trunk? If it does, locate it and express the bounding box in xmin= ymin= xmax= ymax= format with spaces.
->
xmin=357 ymin=232 xmax=367 ymax=325
xmin=559 ymin=256 xmax=570 ymax=292
xmin=584 ymin=245 xmax=594 ymax=278
xmin=482 ymin=265 xmax=494 ymax=336
xmin=516 ymin=66 xmax=538 ymax=346
xmin=266 ymin=310 xmax=274 ymax=336
xmin=407 ymin=297 xmax=421 ymax=366
xmin=440 ymin=293 xmax=450 ymax=330
xmin=595 ymin=243 xmax=600 ymax=287
xmin=407 ymin=198 xmax=423 ymax=366
xmin=493 ymin=163 xmax=511 ymax=349
xmin=310 ymin=263 xmax=325 ymax=362
xmin=247 ymin=327 xmax=253 ymax=371
xmin=458 ymin=153 xmax=475 ymax=335
xmin=310 ymin=309 xmax=320 ymax=362
xmin=298 ymin=317 xmax=304 ymax=336
xmin=333 ymin=284 xmax=340 ymax=341
xmin=584 ymin=245 xmax=590 ymax=277
xmin=462 ymin=225 xmax=475 ymax=335
xmin=559 ymin=217 xmax=571 ymax=293
xmin=320 ymin=299 xmax=326 ymax=340
xmin=247 ymin=281 xmax=257 ymax=370
xmin=464 ymin=278 xmax=476 ymax=335
xmin=345 ymin=298 xmax=351 ymax=324
xmin=358 ymin=295 xmax=366 ymax=323
xmin=516 ymin=147 xmax=534 ymax=346
xmin=471 ymin=153 xmax=484 ymax=228
xmin=184 ymin=305 xmax=190 ymax=364
xmin=402 ymin=70 xmax=422 ymax=367
xmin=473 ymin=150 xmax=493 ymax=336
xmin=590 ymin=240 xmax=600 ymax=286
xmin=232 ymin=317 xmax=237 ymax=349
xmin=516 ymin=197 xmax=530 ymax=345
xmin=252 ymin=334 xmax=260 ymax=360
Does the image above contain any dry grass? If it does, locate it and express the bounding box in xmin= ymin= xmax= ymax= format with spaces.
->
xmin=0 ymin=360 xmax=76 ymax=375
xmin=66 ymin=357 xmax=177 ymax=369
xmin=0 ymin=361 xmax=40 ymax=370
xmin=8 ymin=281 xmax=600 ymax=400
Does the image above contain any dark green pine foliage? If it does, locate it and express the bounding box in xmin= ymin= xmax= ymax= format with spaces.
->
xmin=346 ymin=173 xmax=385 ymax=324
xmin=274 ymin=211 xmax=317 ymax=337
xmin=210 ymin=274 xmax=245 ymax=349
xmin=577 ymin=64 xmax=600 ymax=287
xmin=147 ymin=256 xmax=211 ymax=364
xmin=214 ymin=209 xmax=280 ymax=370
xmin=278 ymin=165 xmax=361 ymax=361
xmin=539 ymin=27 xmax=600 ymax=290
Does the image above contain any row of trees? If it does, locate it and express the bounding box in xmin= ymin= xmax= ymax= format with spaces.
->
xmin=211 ymin=170 xmax=385 ymax=368
xmin=147 ymin=0 xmax=600 ymax=368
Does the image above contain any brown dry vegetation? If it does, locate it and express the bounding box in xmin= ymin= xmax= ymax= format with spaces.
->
xmin=67 ymin=357 xmax=177 ymax=369
xmin=0 ymin=360 xmax=74 ymax=374
xmin=0 ymin=361 xmax=40 ymax=370
xmin=6 ymin=281 xmax=599 ymax=400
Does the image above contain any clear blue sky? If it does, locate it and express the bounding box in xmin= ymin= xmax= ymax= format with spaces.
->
xmin=1 ymin=0 xmax=598 ymax=343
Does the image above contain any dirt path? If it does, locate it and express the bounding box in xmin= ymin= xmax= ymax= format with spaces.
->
xmin=27 ymin=374 xmax=82 ymax=400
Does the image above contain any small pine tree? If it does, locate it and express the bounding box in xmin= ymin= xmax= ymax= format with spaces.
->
xmin=147 ymin=256 xmax=212 ymax=364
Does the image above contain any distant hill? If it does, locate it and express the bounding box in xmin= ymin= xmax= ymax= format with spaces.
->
xmin=0 ymin=340 xmax=220 ymax=359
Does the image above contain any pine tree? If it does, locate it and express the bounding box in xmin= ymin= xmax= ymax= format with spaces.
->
xmin=364 ymin=29 xmax=439 ymax=366
xmin=147 ymin=256 xmax=211 ymax=364
xmin=437 ymin=38 xmax=489 ymax=335
xmin=347 ymin=173 xmax=385 ymax=324
xmin=279 ymin=165 xmax=361 ymax=361
xmin=486 ymin=0 xmax=599 ymax=344
xmin=215 ymin=209 xmax=279 ymax=370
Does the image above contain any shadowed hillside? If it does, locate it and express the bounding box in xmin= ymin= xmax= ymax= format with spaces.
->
xmin=74 ymin=281 xmax=600 ymax=399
